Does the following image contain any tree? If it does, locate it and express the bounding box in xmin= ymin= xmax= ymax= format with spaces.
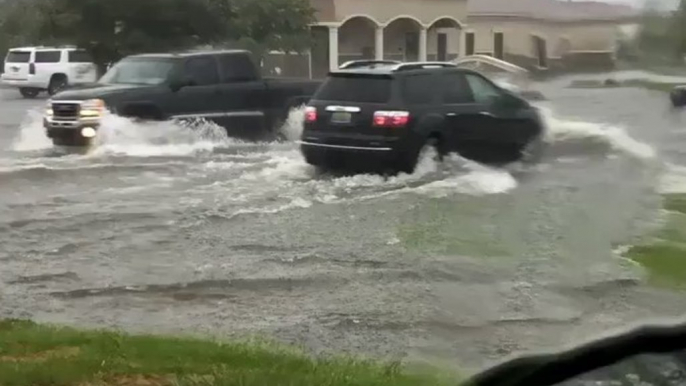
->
xmin=2 ymin=0 xmax=316 ymax=74
xmin=208 ymin=0 xmax=315 ymax=60
xmin=37 ymin=0 xmax=235 ymax=72
xmin=0 ymin=0 xmax=52 ymax=65
xmin=670 ymin=0 xmax=686 ymax=59
xmin=634 ymin=0 xmax=686 ymax=63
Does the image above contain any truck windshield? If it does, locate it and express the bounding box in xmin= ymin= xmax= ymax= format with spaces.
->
xmin=99 ymin=58 xmax=175 ymax=86
xmin=313 ymin=75 xmax=392 ymax=103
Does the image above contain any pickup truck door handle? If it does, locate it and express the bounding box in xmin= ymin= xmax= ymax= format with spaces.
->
xmin=446 ymin=113 xmax=457 ymax=117
xmin=478 ymin=111 xmax=495 ymax=117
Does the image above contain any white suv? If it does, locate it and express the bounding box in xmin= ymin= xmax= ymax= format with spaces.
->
xmin=1 ymin=46 xmax=98 ymax=98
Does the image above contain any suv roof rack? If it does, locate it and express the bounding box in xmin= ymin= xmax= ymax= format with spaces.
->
xmin=339 ymin=60 xmax=401 ymax=69
xmin=392 ymin=61 xmax=457 ymax=71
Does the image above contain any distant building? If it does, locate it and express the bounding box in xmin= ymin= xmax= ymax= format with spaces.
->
xmin=262 ymin=0 xmax=639 ymax=77
xmin=463 ymin=0 xmax=639 ymax=72
xmin=264 ymin=0 xmax=469 ymax=78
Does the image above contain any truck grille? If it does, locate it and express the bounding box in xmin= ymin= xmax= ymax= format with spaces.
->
xmin=52 ymin=102 xmax=80 ymax=119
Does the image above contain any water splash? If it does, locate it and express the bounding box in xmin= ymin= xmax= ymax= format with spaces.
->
xmin=6 ymin=102 xmax=657 ymax=211
xmin=279 ymin=105 xmax=306 ymax=142
xmin=89 ymin=113 xmax=235 ymax=157
xmin=11 ymin=108 xmax=53 ymax=152
xmin=537 ymin=105 xmax=656 ymax=160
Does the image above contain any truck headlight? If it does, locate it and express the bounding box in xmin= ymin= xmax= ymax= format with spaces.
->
xmin=80 ymin=99 xmax=105 ymax=118
xmin=45 ymin=100 xmax=53 ymax=117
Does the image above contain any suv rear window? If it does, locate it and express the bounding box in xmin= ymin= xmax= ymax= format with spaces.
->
xmin=35 ymin=51 xmax=61 ymax=63
xmin=314 ymin=75 xmax=391 ymax=103
xmin=6 ymin=51 xmax=31 ymax=63
xmin=68 ymin=50 xmax=93 ymax=63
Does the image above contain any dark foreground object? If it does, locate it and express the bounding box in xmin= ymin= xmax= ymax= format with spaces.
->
xmin=44 ymin=49 xmax=322 ymax=146
xmin=300 ymin=60 xmax=546 ymax=174
xmin=467 ymin=321 xmax=686 ymax=386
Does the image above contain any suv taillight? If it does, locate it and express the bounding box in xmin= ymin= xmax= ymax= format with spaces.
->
xmin=305 ymin=106 xmax=317 ymax=123
xmin=29 ymin=63 xmax=35 ymax=75
xmin=373 ymin=111 xmax=409 ymax=128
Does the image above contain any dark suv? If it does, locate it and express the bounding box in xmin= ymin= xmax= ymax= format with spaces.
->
xmin=299 ymin=61 xmax=545 ymax=174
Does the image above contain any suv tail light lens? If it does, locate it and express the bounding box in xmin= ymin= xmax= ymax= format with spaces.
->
xmin=305 ymin=106 xmax=317 ymax=123
xmin=29 ymin=63 xmax=35 ymax=75
xmin=373 ymin=111 xmax=410 ymax=128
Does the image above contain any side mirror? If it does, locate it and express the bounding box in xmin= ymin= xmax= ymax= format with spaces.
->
xmin=169 ymin=77 xmax=192 ymax=92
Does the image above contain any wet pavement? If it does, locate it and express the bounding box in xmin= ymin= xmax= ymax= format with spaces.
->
xmin=1 ymin=76 xmax=686 ymax=374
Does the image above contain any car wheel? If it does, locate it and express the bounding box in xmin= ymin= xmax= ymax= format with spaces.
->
xmin=48 ymin=76 xmax=68 ymax=96
xmin=19 ymin=88 xmax=40 ymax=99
xmin=670 ymin=88 xmax=686 ymax=108
xmin=521 ymin=134 xmax=546 ymax=164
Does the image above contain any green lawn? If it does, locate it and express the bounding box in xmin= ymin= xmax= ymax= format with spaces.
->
xmin=625 ymin=194 xmax=686 ymax=288
xmin=0 ymin=319 xmax=458 ymax=386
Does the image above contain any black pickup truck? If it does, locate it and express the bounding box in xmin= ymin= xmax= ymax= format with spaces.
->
xmin=43 ymin=50 xmax=322 ymax=146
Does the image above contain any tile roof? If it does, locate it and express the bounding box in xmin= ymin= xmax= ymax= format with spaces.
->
xmin=468 ymin=0 xmax=640 ymax=22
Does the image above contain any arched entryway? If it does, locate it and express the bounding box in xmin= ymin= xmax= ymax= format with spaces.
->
xmin=383 ymin=16 xmax=424 ymax=62
xmin=427 ymin=17 xmax=462 ymax=61
xmin=338 ymin=15 xmax=381 ymax=65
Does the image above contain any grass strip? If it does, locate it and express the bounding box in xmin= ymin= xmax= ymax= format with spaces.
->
xmin=625 ymin=194 xmax=686 ymax=289
xmin=0 ymin=319 xmax=459 ymax=386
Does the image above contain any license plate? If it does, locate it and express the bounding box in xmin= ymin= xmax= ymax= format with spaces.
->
xmin=330 ymin=111 xmax=352 ymax=124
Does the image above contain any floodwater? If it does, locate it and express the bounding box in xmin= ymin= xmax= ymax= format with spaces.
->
xmin=1 ymin=77 xmax=686 ymax=373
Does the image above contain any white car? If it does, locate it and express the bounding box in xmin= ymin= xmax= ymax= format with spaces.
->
xmin=1 ymin=46 xmax=98 ymax=98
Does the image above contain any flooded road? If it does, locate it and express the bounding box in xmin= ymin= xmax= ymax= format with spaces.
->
xmin=1 ymin=79 xmax=685 ymax=373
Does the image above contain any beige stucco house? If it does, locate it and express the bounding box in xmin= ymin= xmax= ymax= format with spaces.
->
xmin=464 ymin=0 xmax=639 ymax=72
xmin=262 ymin=0 xmax=639 ymax=77
xmin=307 ymin=0 xmax=470 ymax=77
xmin=264 ymin=0 xmax=469 ymax=78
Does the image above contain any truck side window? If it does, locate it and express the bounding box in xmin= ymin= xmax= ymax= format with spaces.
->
xmin=465 ymin=73 xmax=502 ymax=104
xmin=441 ymin=73 xmax=474 ymax=104
xmin=218 ymin=54 xmax=257 ymax=82
xmin=184 ymin=57 xmax=220 ymax=86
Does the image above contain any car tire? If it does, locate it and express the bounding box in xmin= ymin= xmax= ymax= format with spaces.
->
xmin=48 ymin=75 xmax=68 ymax=96
xmin=521 ymin=134 xmax=546 ymax=164
xmin=670 ymin=87 xmax=686 ymax=108
xmin=19 ymin=88 xmax=40 ymax=99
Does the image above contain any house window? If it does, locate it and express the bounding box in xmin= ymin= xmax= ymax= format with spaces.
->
xmin=493 ymin=32 xmax=504 ymax=59
xmin=532 ymin=35 xmax=548 ymax=68
xmin=465 ymin=32 xmax=475 ymax=56
xmin=437 ymin=33 xmax=448 ymax=61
